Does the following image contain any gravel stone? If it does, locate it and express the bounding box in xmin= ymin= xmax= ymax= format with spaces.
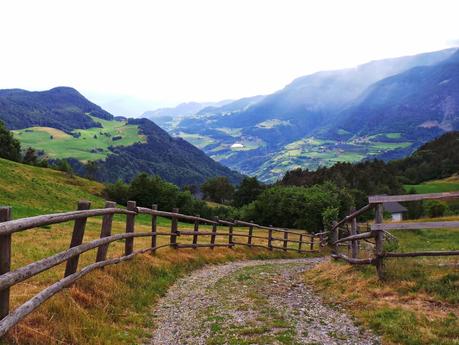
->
xmin=148 ymin=258 xmax=380 ymax=345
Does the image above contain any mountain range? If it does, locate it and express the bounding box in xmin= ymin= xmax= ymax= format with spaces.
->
xmin=158 ymin=48 xmax=459 ymax=181
xmin=0 ymin=87 xmax=242 ymax=186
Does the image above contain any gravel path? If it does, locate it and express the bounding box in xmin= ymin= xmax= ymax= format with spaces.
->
xmin=149 ymin=258 xmax=379 ymax=345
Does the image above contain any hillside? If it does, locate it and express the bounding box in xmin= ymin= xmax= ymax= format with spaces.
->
xmin=2 ymin=87 xmax=242 ymax=186
xmin=0 ymin=157 xmax=105 ymax=218
xmin=162 ymin=48 xmax=458 ymax=181
xmin=281 ymin=131 xmax=459 ymax=206
xmin=85 ymin=118 xmax=243 ymax=185
xmin=0 ymin=87 xmax=112 ymax=132
xmin=390 ymin=131 xmax=459 ymax=184
xmin=336 ymin=49 xmax=459 ymax=139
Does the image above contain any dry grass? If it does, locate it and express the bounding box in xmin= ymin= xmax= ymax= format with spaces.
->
xmin=0 ymin=158 xmax=318 ymax=344
xmin=304 ymin=259 xmax=459 ymax=345
xmin=3 ymin=211 xmax=314 ymax=345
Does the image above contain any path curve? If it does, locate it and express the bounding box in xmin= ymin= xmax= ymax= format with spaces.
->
xmin=149 ymin=258 xmax=379 ymax=345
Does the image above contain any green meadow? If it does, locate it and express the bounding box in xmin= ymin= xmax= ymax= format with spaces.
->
xmin=405 ymin=176 xmax=459 ymax=193
xmin=12 ymin=116 xmax=146 ymax=162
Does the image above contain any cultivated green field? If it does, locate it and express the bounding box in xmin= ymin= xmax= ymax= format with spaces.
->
xmin=12 ymin=116 xmax=146 ymax=161
xmin=256 ymin=135 xmax=414 ymax=182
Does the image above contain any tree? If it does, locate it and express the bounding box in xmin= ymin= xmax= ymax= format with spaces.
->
xmin=0 ymin=120 xmax=21 ymax=162
xmin=55 ymin=159 xmax=73 ymax=176
xmin=84 ymin=160 xmax=99 ymax=180
xmin=106 ymin=180 xmax=129 ymax=205
xmin=127 ymin=173 xmax=180 ymax=210
xmin=23 ymin=147 xmax=38 ymax=165
xmin=233 ymin=176 xmax=265 ymax=207
xmin=201 ymin=176 xmax=235 ymax=204
xmin=241 ymin=182 xmax=353 ymax=231
xmin=182 ymin=184 xmax=198 ymax=195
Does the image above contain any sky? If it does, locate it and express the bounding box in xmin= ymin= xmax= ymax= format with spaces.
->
xmin=1 ymin=0 xmax=459 ymax=116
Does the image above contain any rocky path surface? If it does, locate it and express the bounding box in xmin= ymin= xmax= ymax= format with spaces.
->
xmin=148 ymin=258 xmax=379 ymax=345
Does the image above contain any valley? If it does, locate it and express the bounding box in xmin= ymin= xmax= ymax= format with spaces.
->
xmin=170 ymin=126 xmax=415 ymax=181
xmin=154 ymin=47 xmax=459 ymax=181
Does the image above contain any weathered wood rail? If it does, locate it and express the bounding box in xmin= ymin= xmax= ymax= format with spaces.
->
xmin=329 ymin=191 xmax=459 ymax=279
xmin=0 ymin=201 xmax=318 ymax=337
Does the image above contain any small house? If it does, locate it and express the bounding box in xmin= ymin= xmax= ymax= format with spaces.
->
xmin=383 ymin=202 xmax=408 ymax=222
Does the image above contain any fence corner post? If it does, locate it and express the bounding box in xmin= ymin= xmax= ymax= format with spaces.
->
xmin=283 ymin=231 xmax=288 ymax=251
xmin=96 ymin=201 xmax=116 ymax=263
xmin=210 ymin=216 xmax=218 ymax=249
xmin=125 ymin=201 xmax=137 ymax=256
xmin=0 ymin=207 xmax=12 ymax=319
xmin=268 ymin=225 xmax=273 ymax=251
xmin=350 ymin=207 xmax=359 ymax=259
xmin=170 ymin=208 xmax=179 ymax=249
xmin=331 ymin=221 xmax=338 ymax=255
xmin=228 ymin=220 xmax=234 ymax=248
xmin=65 ymin=200 xmax=91 ymax=277
xmin=192 ymin=215 xmax=200 ymax=249
xmin=151 ymin=204 xmax=158 ymax=254
xmin=247 ymin=221 xmax=254 ymax=248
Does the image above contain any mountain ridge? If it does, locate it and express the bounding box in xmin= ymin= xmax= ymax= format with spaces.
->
xmin=162 ymin=47 xmax=459 ymax=180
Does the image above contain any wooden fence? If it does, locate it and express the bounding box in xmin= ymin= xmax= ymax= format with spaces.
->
xmin=330 ymin=191 xmax=459 ymax=279
xmin=0 ymin=200 xmax=318 ymax=337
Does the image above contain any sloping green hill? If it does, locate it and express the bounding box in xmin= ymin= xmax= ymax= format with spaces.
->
xmin=12 ymin=116 xmax=146 ymax=161
xmin=0 ymin=157 xmax=106 ymax=218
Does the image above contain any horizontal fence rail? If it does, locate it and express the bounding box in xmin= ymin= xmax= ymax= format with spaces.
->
xmin=330 ymin=191 xmax=459 ymax=279
xmin=0 ymin=201 xmax=319 ymax=337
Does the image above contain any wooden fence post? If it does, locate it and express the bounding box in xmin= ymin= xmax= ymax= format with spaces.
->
xmin=192 ymin=215 xmax=199 ymax=249
xmin=332 ymin=221 xmax=338 ymax=254
xmin=283 ymin=231 xmax=288 ymax=251
xmin=374 ymin=203 xmax=385 ymax=280
xmin=228 ymin=221 xmax=234 ymax=247
xmin=310 ymin=235 xmax=314 ymax=251
xmin=96 ymin=201 xmax=116 ymax=262
xmin=124 ymin=201 xmax=137 ymax=256
xmin=298 ymin=234 xmax=303 ymax=253
xmin=247 ymin=221 xmax=254 ymax=247
xmin=170 ymin=208 xmax=179 ymax=248
xmin=210 ymin=217 xmax=218 ymax=249
xmin=151 ymin=204 xmax=157 ymax=254
xmin=268 ymin=226 xmax=273 ymax=251
xmin=0 ymin=207 xmax=12 ymax=319
xmin=350 ymin=207 xmax=359 ymax=259
xmin=64 ymin=201 xmax=91 ymax=277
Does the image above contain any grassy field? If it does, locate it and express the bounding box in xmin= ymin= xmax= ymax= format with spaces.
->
xmin=256 ymin=135 xmax=414 ymax=182
xmin=304 ymin=216 xmax=459 ymax=345
xmin=405 ymin=175 xmax=459 ymax=194
xmin=12 ymin=116 xmax=146 ymax=161
xmin=176 ymin=131 xmax=215 ymax=149
xmin=0 ymin=158 xmax=308 ymax=345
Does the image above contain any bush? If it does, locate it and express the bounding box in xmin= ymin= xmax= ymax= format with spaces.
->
xmin=424 ymin=200 xmax=447 ymax=218
xmin=105 ymin=173 xmax=237 ymax=219
xmin=201 ymin=176 xmax=234 ymax=204
xmin=240 ymin=182 xmax=353 ymax=231
xmin=0 ymin=120 xmax=21 ymax=162
xmin=54 ymin=159 xmax=74 ymax=176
